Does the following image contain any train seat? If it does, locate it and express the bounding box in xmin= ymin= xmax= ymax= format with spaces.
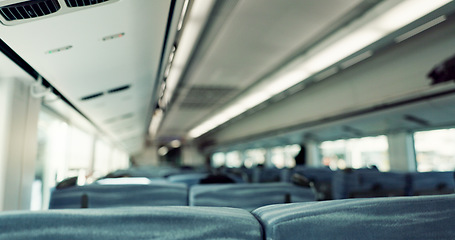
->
xmin=252 ymin=168 xmax=285 ymax=183
xmin=332 ymin=170 xmax=407 ymax=199
xmin=292 ymin=166 xmax=335 ymax=183
xmin=408 ymin=171 xmax=455 ymax=196
xmin=167 ymin=173 xmax=209 ymax=186
xmin=49 ymin=182 xmax=188 ymax=209
xmin=0 ymin=206 xmax=263 ymax=240
xmin=189 ymin=182 xmax=315 ymax=211
xmin=252 ymin=194 xmax=455 ymax=239
xmin=292 ymin=166 xmax=335 ymax=200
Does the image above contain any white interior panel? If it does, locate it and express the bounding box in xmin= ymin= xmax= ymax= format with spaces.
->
xmin=0 ymin=0 xmax=172 ymax=152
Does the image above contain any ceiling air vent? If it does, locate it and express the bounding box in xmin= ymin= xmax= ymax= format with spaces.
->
xmin=180 ymin=86 xmax=237 ymax=109
xmin=104 ymin=113 xmax=134 ymax=124
xmin=0 ymin=0 xmax=60 ymax=21
xmin=80 ymin=84 xmax=130 ymax=101
xmin=64 ymin=0 xmax=109 ymax=8
xmin=80 ymin=92 xmax=104 ymax=101
xmin=107 ymin=84 xmax=130 ymax=94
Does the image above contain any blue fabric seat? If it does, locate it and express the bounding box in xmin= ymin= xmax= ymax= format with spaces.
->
xmin=252 ymin=168 xmax=284 ymax=182
xmin=292 ymin=166 xmax=335 ymax=200
xmin=0 ymin=206 xmax=263 ymax=240
xmin=49 ymin=182 xmax=188 ymax=209
xmin=167 ymin=173 xmax=209 ymax=186
xmin=292 ymin=166 xmax=334 ymax=183
xmin=253 ymin=194 xmax=455 ymax=240
xmin=408 ymin=171 xmax=455 ymax=195
xmin=332 ymin=170 xmax=407 ymax=199
xmin=190 ymin=182 xmax=315 ymax=211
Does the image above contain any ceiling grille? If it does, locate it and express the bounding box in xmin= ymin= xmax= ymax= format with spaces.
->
xmin=180 ymin=86 xmax=237 ymax=109
xmin=65 ymin=0 xmax=109 ymax=8
xmin=0 ymin=0 xmax=60 ymax=21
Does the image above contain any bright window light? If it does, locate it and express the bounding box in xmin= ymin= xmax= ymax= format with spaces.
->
xmin=414 ymin=129 xmax=455 ymax=172
xmin=225 ymin=151 xmax=242 ymax=168
xmin=211 ymin=152 xmax=226 ymax=168
xmin=244 ymin=148 xmax=266 ymax=168
xmin=320 ymin=136 xmax=390 ymax=171
xmin=270 ymin=144 xmax=300 ymax=169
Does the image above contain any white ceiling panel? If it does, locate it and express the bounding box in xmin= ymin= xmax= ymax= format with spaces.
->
xmin=0 ymin=0 xmax=173 ymax=152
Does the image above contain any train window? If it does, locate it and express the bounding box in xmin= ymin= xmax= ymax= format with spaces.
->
xmin=211 ymin=152 xmax=226 ymax=168
xmin=270 ymin=147 xmax=285 ymax=169
xmin=320 ymin=135 xmax=390 ymax=171
xmin=284 ymin=144 xmax=300 ymax=168
xmin=111 ymin=149 xmax=129 ymax=171
xmin=225 ymin=151 xmax=242 ymax=168
xmin=67 ymin=126 xmax=94 ymax=182
xmin=271 ymin=145 xmax=299 ymax=169
xmin=414 ymin=129 xmax=455 ymax=172
xmin=34 ymin=109 xmax=70 ymax=210
xmin=93 ymin=139 xmax=112 ymax=179
xmin=244 ymin=148 xmax=266 ymax=168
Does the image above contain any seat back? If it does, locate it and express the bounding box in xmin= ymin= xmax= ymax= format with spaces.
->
xmin=293 ymin=166 xmax=335 ymax=200
xmin=49 ymin=182 xmax=188 ymax=209
xmin=252 ymin=168 xmax=283 ymax=183
xmin=0 ymin=206 xmax=263 ymax=240
xmin=253 ymin=194 xmax=455 ymax=239
xmin=332 ymin=170 xmax=407 ymax=199
xmin=190 ymin=182 xmax=315 ymax=211
xmin=167 ymin=173 xmax=209 ymax=186
xmin=408 ymin=171 xmax=455 ymax=195
xmin=293 ymin=166 xmax=334 ymax=183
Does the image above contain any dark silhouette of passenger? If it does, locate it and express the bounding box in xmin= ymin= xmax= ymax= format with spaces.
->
xmin=56 ymin=176 xmax=77 ymax=189
xmin=294 ymin=145 xmax=307 ymax=166
xmin=199 ymin=174 xmax=236 ymax=184
xmin=428 ymin=53 xmax=455 ymax=84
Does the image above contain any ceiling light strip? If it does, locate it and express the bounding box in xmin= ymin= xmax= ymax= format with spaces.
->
xmin=395 ymin=15 xmax=447 ymax=43
xmin=340 ymin=51 xmax=373 ymax=69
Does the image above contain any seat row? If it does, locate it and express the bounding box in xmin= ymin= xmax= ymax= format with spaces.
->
xmin=2 ymin=194 xmax=455 ymax=239
xmin=107 ymin=166 xmax=455 ymax=200
xmin=292 ymin=167 xmax=455 ymax=199
xmin=49 ymin=181 xmax=316 ymax=211
xmin=51 ymin=167 xmax=454 ymax=211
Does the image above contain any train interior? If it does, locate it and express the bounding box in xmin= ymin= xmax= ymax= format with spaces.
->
xmin=0 ymin=0 xmax=455 ymax=238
